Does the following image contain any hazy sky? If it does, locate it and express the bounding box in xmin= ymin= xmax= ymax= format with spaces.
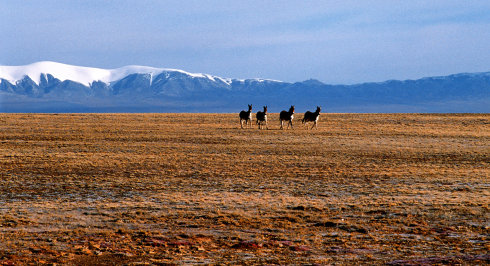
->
xmin=1 ymin=0 xmax=490 ymax=84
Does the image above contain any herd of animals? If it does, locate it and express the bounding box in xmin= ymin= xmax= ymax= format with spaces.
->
xmin=239 ymin=105 xmax=321 ymax=130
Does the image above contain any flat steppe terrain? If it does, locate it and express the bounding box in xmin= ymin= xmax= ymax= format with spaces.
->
xmin=0 ymin=113 xmax=488 ymax=265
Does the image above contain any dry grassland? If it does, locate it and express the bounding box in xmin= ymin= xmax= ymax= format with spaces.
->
xmin=0 ymin=113 xmax=488 ymax=265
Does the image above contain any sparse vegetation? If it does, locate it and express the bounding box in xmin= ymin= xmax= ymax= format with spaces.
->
xmin=0 ymin=113 xmax=488 ymax=264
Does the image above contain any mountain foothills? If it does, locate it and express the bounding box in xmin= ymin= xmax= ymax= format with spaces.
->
xmin=0 ymin=61 xmax=489 ymax=113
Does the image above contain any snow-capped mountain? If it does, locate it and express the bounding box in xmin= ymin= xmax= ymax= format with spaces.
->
xmin=0 ymin=61 xmax=282 ymax=97
xmin=0 ymin=61 xmax=239 ymax=87
xmin=1 ymin=61 xmax=489 ymax=112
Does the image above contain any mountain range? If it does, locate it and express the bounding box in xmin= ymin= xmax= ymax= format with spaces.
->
xmin=1 ymin=61 xmax=489 ymax=113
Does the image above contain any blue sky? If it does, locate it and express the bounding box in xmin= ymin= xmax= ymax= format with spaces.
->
xmin=1 ymin=0 xmax=489 ymax=84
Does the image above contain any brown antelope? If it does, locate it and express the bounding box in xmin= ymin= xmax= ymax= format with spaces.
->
xmin=256 ymin=106 xmax=268 ymax=129
xmin=302 ymin=106 xmax=321 ymax=129
xmin=239 ymin=104 xmax=252 ymax=129
xmin=279 ymin=105 xmax=295 ymax=129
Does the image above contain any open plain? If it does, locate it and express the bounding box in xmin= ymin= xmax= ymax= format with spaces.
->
xmin=0 ymin=113 xmax=488 ymax=265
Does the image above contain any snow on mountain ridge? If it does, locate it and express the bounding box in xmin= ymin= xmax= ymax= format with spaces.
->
xmin=0 ymin=61 xmax=250 ymax=87
xmin=0 ymin=61 xmax=110 ymax=86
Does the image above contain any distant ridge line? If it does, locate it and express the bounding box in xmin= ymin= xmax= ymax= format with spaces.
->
xmin=1 ymin=61 xmax=489 ymax=113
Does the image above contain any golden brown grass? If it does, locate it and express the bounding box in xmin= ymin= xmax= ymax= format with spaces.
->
xmin=0 ymin=113 xmax=488 ymax=265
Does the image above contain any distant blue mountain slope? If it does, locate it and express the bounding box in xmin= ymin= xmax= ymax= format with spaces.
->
xmin=1 ymin=62 xmax=488 ymax=112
